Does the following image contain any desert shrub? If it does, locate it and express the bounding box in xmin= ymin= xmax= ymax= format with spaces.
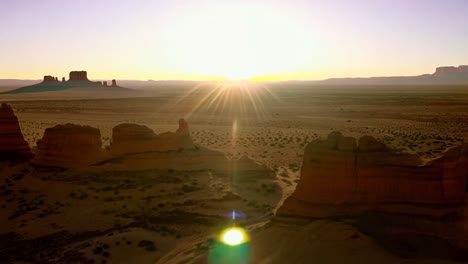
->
xmin=181 ymin=184 xmax=201 ymax=193
xmin=138 ymin=240 xmax=156 ymax=251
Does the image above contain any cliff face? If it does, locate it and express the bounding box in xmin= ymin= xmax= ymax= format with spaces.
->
xmin=30 ymin=119 xmax=195 ymax=168
xmin=110 ymin=119 xmax=194 ymax=155
xmin=0 ymin=103 xmax=32 ymax=158
xmin=68 ymin=71 xmax=89 ymax=82
xmin=434 ymin=65 xmax=468 ymax=75
xmin=31 ymin=124 xmax=103 ymax=168
xmin=43 ymin=75 xmax=58 ymax=82
xmin=278 ymin=132 xmax=468 ymax=218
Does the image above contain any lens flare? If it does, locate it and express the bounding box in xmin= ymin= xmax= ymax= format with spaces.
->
xmin=219 ymin=227 xmax=249 ymax=246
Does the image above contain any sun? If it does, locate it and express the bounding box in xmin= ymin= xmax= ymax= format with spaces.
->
xmin=159 ymin=2 xmax=314 ymax=80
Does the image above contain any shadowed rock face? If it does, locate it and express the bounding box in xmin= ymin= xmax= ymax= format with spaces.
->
xmin=43 ymin=75 xmax=58 ymax=82
xmin=111 ymin=119 xmax=194 ymax=155
xmin=31 ymin=124 xmax=102 ymax=168
xmin=278 ymin=131 xmax=468 ymax=218
xmin=30 ymin=119 xmax=194 ymax=168
xmin=0 ymin=103 xmax=32 ymax=158
xmin=68 ymin=71 xmax=88 ymax=82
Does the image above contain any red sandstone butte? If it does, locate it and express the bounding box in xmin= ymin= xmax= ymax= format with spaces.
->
xmin=278 ymin=131 xmax=468 ymax=218
xmin=110 ymin=118 xmax=194 ymax=155
xmin=0 ymin=103 xmax=32 ymax=158
xmin=31 ymin=124 xmax=103 ymax=168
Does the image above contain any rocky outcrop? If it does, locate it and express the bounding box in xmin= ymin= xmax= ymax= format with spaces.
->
xmin=434 ymin=65 xmax=468 ymax=75
xmin=278 ymin=132 xmax=468 ymax=218
xmin=43 ymin=75 xmax=58 ymax=82
xmin=110 ymin=119 xmax=194 ymax=155
xmin=3 ymin=71 xmax=130 ymax=94
xmin=29 ymin=119 xmax=194 ymax=167
xmin=68 ymin=71 xmax=88 ymax=82
xmin=0 ymin=103 xmax=32 ymax=158
xmin=31 ymin=124 xmax=102 ymax=168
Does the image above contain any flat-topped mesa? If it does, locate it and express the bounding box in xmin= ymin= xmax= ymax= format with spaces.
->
xmin=110 ymin=119 xmax=194 ymax=156
xmin=68 ymin=71 xmax=89 ymax=82
xmin=111 ymin=79 xmax=117 ymax=87
xmin=434 ymin=65 xmax=468 ymax=75
xmin=31 ymin=124 xmax=103 ymax=168
xmin=0 ymin=103 xmax=33 ymax=158
xmin=278 ymin=131 xmax=468 ymax=218
xmin=43 ymin=75 xmax=59 ymax=82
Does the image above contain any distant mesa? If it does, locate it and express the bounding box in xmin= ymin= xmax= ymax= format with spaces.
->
xmin=1 ymin=70 xmax=132 ymax=94
xmin=0 ymin=103 xmax=33 ymax=158
xmin=43 ymin=75 xmax=58 ymax=82
xmin=434 ymin=65 xmax=468 ymax=75
xmin=68 ymin=70 xmax=89 ymax=82
xmin=277 ymin=131 xmax=468 ymax=218
xmin=317 ymin=65 xmax=468 ymax=85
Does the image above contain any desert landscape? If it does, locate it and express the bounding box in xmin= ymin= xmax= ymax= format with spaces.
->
xmin=2 ymin=0 xmax=468 ymax=263
xmin=1 ymin=70 xmax=468 ymax=263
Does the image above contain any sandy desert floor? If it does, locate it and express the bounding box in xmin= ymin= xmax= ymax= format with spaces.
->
xmin=1 ymin=84 xmax=468 ymax=263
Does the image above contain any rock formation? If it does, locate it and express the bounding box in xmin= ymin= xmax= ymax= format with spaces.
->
xmin=110 ymin=119 xmax=194 ymax=155
xmin=29 ymin=119 xmax=194 ymax=167
xmin=278 ymin=131 xmax=468 ymax=218
xmin=68 ymin=71 xmax=89 ymax=82
xmin=31 ymin=124 xmax=102 ymax=168
xmin=3 ymin=71 xmax=129 ymax=94
xmin=434 ymin=65 xmax=468 ymax=75
xmin=0 ymin=103 xmax=32 ymax=158
xmin=103 ymin=81 xmax=107 ymax=86
xmin=43 ymin=75 xmax=58 ymax=82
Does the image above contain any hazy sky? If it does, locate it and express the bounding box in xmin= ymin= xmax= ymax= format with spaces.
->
xmin=1 ymin=0 xmax=468 ymax=80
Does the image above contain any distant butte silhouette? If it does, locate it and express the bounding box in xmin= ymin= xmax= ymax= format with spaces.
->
xmin=1 ymin=70 xmax=132 ymax=94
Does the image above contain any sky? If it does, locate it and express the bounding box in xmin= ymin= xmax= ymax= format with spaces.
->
xmin=1 ymin=0 xmax=468 ymax=80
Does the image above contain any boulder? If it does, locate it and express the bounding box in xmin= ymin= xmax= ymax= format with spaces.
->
xmin=31 ymin=124 xmax=102 ymax=168
xmin=0 ymin=103 xmax=32 ymax=158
